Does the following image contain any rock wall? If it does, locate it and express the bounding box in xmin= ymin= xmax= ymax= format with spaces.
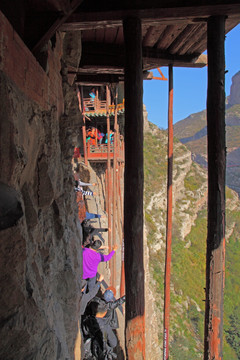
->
xmin=228 ymin=71 xmax=240 ymax=106
xmin=0 ymin=12 xmax=83 ymax=360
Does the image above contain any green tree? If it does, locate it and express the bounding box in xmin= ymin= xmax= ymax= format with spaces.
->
xmin=225 ymin=307 xmax=240 ymax=359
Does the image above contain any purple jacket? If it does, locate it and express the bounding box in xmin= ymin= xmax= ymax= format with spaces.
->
xmin=82 ymin=247 xmax=115 ymax=279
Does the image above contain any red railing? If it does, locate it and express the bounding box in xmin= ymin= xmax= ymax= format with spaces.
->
xmin=86 ymin=137 xmax=124 ymax=161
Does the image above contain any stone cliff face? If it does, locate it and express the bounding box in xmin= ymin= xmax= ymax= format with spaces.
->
xmin=0 ymin=15 xmax=83 ymax=360
xmin=144 ymin=109 xmax=240 ymax=359
xmin=228 ymin=71 xmax=240 ymax=106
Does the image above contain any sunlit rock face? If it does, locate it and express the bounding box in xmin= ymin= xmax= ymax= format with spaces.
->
xmin=228 ymin=71 xmax=240 ymax=106
xmin=0 ymin=20 xmax=83 ymax=360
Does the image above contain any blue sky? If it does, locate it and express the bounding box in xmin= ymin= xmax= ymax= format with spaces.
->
xmin=143 ymin=23 xmax=240 ymax=129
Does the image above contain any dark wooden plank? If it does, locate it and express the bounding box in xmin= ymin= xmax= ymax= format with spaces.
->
xmin=75 ymin=73 xmax=123 ymax=84
xmin=178 ymin=23 xmax=203 ymax=55
xmin=185 ymin=24 xmax=207 ymax=54
xmin=63 ymin=4 xmax=240 ymax=29
xmin=104 ymin=27 xmax=119 ymax=43
xmin=143 ymin=53 xmax=207 ymax=69
xmin=81 ymin=29 xmax=97 ymax=42
xmin=123 ymin=16 xmax=145 ymax=359
xmin=142 ymin=25 xmax=166 ymax=47
xmin=167 ymin=24 xmax=197 ymax=54
xmin=80 ymin=41 xmax=207 ymax=67
xmin=95 ymin=28 xmax=105 ymax=42
xmin=32 ymin=0 xmax=84 ymax=53
xmin=156 ymin=24 xmax=187 ymax=49
xmin=141 ymin=24 xmax=149 ymax=38
xmin=204 ymin=15 xmax=226 ymax=360
xmin=114 ymin=26 xmax=123 ymax=44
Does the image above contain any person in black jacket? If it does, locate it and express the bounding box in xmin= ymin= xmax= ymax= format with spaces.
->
xmin=89 ymin=289 xmax=126 ymax=356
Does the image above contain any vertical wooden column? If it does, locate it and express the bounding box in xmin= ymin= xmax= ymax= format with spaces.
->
xmin=106 ymin=85 xmax=112 ymax=254
xmin=79 ymin=86 xmax=87 ymax=165
xmin=112 ymin=85 xmax=118 ymax=287
xmin=123 ymin=17 xmax=145 ymax=359
xmin=163 ymin=65 xmax=173 ymax=360
xmin=204 ymin=16 xmax=226 ymax=360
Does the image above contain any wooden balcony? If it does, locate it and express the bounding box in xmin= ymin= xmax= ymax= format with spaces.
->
xmin=83 ymin=98 xmax=125 ymax=117
xmin=86 ymin=140 xmax=124 ymax=162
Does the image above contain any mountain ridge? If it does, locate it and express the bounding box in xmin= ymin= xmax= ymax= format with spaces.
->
xmin=173 ymin=71 xmax=240 ymax=197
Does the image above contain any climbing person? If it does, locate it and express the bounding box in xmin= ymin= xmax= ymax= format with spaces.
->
xmin=80 ymin=274 xmax=104 ymax=360
xmin=82 ymin=240 xmax=117 ymax=291
xmin=81 ymin=220 xmax=109 ymax=247
xmin=85 ymin=212 xmax=106 ymax=220
xmin=85 ymin=289 xmax=126 ymax=359
xmin=80 ymin=274 xmax=104 ymax=316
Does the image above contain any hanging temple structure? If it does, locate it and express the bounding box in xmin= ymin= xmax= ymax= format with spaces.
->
xmin=0 ymin=1 xmax=240 ymax=359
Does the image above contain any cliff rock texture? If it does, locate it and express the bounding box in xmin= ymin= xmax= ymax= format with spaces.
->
xmin=144 ymin=111 xmax=240 ymax=359
xmin=0 ymin=13 xmax=83 ymax=360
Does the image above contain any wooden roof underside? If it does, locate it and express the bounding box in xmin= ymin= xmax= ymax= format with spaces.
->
xmin=2 ymin=0 xmax=240 ymax=84
xmin=62 ymin=1 xmax=240 ymax=83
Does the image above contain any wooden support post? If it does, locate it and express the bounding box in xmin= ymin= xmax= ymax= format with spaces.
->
xmin=79 ymin=86 xmax=87 ymax=165
xmin=82 ymin=115 xmax=87 ymax=165
xmin=163 ymin=65 xmax=173 ymax=360
xmin=106 ymin=85 xmax=112 ymax=256
xmin=204 ymin=16 xmax=226 ymax=360
xmin=112 ymin=86 xmax=118 ymax=288
xmin=118 ymin=162 xmax=125 ymax=298
xmin=123 ymin=17 xmax=145 ymax=360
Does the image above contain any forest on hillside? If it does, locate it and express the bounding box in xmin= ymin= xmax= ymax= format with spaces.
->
xmin=144 ymin=121 xmax=240 ymax=359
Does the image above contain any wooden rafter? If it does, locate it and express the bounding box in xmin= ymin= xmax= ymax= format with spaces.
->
xmin=61 ymin=3 xmax=240 ymax=31
xmin=80 ymin=42 xmax=207 ymax=69
xmin=32 ymin=0 xmax=84 ymax=54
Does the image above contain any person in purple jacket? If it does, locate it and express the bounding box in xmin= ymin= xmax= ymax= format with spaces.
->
xmin=83 ymin=239 xmax=117 ymax=291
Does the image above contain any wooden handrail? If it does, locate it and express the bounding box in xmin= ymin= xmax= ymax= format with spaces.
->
xmin=83 ymin=98 xmax=125 ymax=115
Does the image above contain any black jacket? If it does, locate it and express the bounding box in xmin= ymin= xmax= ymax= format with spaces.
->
xmin=89 ymin=296 xmax=126 ymax=329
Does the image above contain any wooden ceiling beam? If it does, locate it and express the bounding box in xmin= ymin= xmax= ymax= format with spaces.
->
xmin=74 ymin=70 xmax=153 ymax=84
xmin=32 ymin=0 xmax=84 ymax=54
xmin=142 ymin=25 xmax=166 ymax=47
xmin=80 ymin=41 xmax=207 ymax=69
xmin=178 ymin=23 xmax=206 ymax=55
xmin=75 ymin=73 xmax=123 ymax=84
xmin=61 ymin=3 xmax=240 ymax=31
xmin=156 ymin=24 xmax=186 ymax=49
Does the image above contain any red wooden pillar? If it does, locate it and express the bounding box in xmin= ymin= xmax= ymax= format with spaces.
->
xmin=79 ymin=86 xmax=87 ymax=165
xmin=163 ymin=65 xmax=173 ymax=360
xmin=106 ymin=85 xmax=112 ymax=254
xmin=123 ymin=17 xmax=145 ymax=359
xmin=112 ymin=85 xmax=118 ymax=287
xmin=204 ymin=16 xmax=226 ymax=360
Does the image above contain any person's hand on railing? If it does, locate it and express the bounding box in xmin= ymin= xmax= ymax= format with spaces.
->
xmin=113 ymin=244 xmax=118 ymax=252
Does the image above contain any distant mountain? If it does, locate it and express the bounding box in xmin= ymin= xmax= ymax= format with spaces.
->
xmin=174 ymin=71 xmax=240 ymax=197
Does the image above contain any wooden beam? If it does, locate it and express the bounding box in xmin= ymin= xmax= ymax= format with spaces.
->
xmin=80 ymin=41 xmax=207 ymax=68
xmin=156 ymin=24 xmax=187 ymax=49
xmin=123 ymin=17 xmax=145 ymax=360
xmin=32 ymin=0 xmax=84 ymax=54
xmin=204 ymin=15 xmax=226 ymax=360
xmin=61 ymin=3 xmax=240 ymax=30
xmin=142 ymin=25 xmax=166 ymax=47
xmin=75 ymin=73 xmax=123 ymax=84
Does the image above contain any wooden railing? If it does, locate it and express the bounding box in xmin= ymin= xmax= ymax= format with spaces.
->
xmin=86 ymin=137 xmax=124 ymax=161
xmin=83 ymin=98 xmax=125 ymax=116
